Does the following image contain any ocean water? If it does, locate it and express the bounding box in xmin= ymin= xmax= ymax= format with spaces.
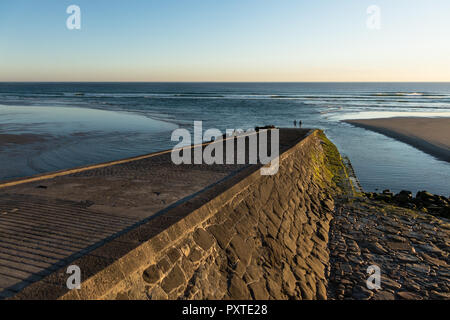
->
xmin=0 ymin=82 xmax=449 ymax=195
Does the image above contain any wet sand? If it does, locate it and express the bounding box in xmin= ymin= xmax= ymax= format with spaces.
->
xmin=344 ymin=117 xmax=450 ymax=162
xmin=0 ymin=134 xmax=48 ymax=146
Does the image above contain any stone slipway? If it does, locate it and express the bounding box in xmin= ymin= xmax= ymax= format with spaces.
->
xmin=5 ymin=127 xmax=447 ymax=300
xmin=0 ymin=128 xmax=311 ymax=299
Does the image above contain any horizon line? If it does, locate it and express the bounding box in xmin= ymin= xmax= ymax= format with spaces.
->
xmin=1 ymin=81 xmax=450 ymax=84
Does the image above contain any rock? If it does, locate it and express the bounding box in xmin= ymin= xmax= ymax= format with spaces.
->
xmin=282 ymin=265 xmax=297 ymax=295
xmin=266 ymin=278 xmax=284 ymax=300
xmin=229 ymin=275 xmax=251 ymax=299
xmin=397 ymin=291 xmax=423 ymax=300
xmin=180 ymin=257 xmax=194 ymax=280
xmin=265 ymin=237 xmax=284 ymax=264
xmin=406 ymin=263 xmax=430 ymax=274
xmin=416 ymin=191 xmax=435 ymax=203
xmin=207 ymin=224 xmax=233 ymax=249
xmin=365 ymin=192 xmax=376 ymax=199
xmin=367 ymin=242 xmax=388 ymax=254
xmin=294 ymin=255 xmax=310 ymax=270
xmin=249 ymin=281 xmax=269 ymax=300
xmin=403 ymin=279 xmax=421 ymax=292
xmin=439 ymin=206 xmax=450 ymax=218
xmin=348 ymin=256 xmax=363 ymax=265
xmin=233 ymin=261 xmax=246 ymax=278
xmin=147 ymin=286 xmax=168 ymax=300
xmin=161 ymin=265 xmax=186 ymax=294
xmin=352 ymin=285 xmax=373 ymax=300
xmin=415 ymin=243 xmax=446 ymax=257
xmin=430 ymin=291 xmax=450 ymax=299
xmin=307 ymin=256 xmax=326 ymax=278
xmin=376 ymin=194 xmax=393 ymax=202
xmin=188 ymin=248 xmax=203 ymax=263
xmin=372 ymin=290 xmax=395 ymax=300
xmin=381 ymin=276 xmax=402 ymax=290
xmin=316 ymin=281 xmax=327 ymax=300
xmin=230 ymin=235 xmax=251 ymax=265
xmin=395 ymin=252 xmax=420 ymax=263
xmin=322 ymin=198 xmax=334 ymax=211
xmin=244 ymin=265 xmax=262 ymax=283
xmin=115 ymin=291 xmax=132 ymax=300
xmin=386 ymin=241 xmax=411 ymax=251
xmin=283 ymin=233 xmax=297 ymax=253
xmin=317 ymin=228 xmax=329 ymax=242
xmin=193 ymin=228 xmax=215 ymax=251
xmin=395 ymin=190 xmax=413 ymax=204
xmin=419 ymin=253 xmax=448 ymax=267
xmin=399 ymin=190 xmax=412 ymax=197
xmin=377 ymin=225 xmax=400 ymax=235
xmin=299 ymin=281 xmax=314 ymax=300
xmin=156 ymin=257 xmax=172 ymax=274
xmin=387 ymin=234 xmax=407 ymax=242
xmin=167 ymin=247 xmax=181 ymax=263
xmin=293 ymin=266 xmax=306 ymax=281
xmin=143 ymin=264 xmax=160 ymax=284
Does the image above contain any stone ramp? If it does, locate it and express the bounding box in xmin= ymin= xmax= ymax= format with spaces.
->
xmin=0 ymin=193 xmax=140 ymax=297
xmin=0 ymin=128 xmax=311 ymax=300
xmin=0 ymin=142 xmax=250 ymax=298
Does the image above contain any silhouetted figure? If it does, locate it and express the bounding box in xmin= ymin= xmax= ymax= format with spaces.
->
xmin=293 ymin=120 xmax=297 ymax=127
xmin=299 ymin=120 xmax=302 ymax=128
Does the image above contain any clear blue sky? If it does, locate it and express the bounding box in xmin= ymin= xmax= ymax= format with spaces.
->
xmin=1 ymin=0 xmax=449 ymax=81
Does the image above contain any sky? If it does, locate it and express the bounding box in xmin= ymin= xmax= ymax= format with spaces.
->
xmin=1 ymin=0 xmax=450 ymax=82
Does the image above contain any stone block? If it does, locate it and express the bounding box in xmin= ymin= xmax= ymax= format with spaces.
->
xmin=228 ymin=275 xmax=251 ymax=299
xmin=147 ymin=286 xmax=168 ymax=300
xmin=142 ymin=264 xmax=160 ymax=284
xmin=193 ymin=228 xmax=215 ymax=251
xmin=230 ymin=235 xmax=251 ymax=265
xmin=167 ymin=247 xmax=181 ymax=263
xmin=188 ymin=248 xmax=204 ymax=263
xmin=161 ymin=265 xmax=186 ymax=294
xmin=157 ymin=256 xmax=172 ymax=275
xmin=208 ymin=224 xmax=233 ymax=249
xmin=249 ymin=280 xmax=269 ymax=300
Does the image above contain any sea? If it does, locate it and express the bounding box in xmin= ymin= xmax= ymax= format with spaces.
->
xmin=0 ymin=82 xmax=449 ymax=195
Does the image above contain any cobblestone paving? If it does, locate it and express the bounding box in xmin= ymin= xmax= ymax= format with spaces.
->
xmin=328 ymin=197 xmax=450 ymax=300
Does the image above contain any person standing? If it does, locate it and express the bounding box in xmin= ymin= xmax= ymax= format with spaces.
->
xmin=293 ymin=120 xmax=297 ymax=127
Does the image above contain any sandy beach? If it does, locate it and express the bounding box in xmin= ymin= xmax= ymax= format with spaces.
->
xmin=344 ymin=117 xmax=450 ymax=162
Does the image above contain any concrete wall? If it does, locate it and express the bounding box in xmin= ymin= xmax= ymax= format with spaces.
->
xmin=14 ymin=129 xmax=348 ymax=300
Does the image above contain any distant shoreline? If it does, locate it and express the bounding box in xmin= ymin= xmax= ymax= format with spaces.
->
xmin=344 ymin=117 xmax=450 ymax=163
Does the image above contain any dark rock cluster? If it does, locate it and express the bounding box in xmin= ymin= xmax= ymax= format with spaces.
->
xmin=365 ymin=190 xmax=450 ymax=218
